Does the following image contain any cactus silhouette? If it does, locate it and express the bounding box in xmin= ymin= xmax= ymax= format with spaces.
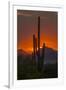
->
xmin=37 ymin=16 xmax=41 ymax=72
xmin=33 ymin=34 xmax=37 ymax=64
xmin=32 ymin=16 xmax=45 ymax=72
xmin=41 ymin=43 xmax=45 ymax=71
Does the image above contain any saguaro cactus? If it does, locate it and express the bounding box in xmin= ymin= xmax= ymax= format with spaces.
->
xmin=35 ymin=37 xmax=37 ymax=55
xmin=41 ymin=43 xmax=45 ymax=71
xmin=33 ymin=34 xmax=36 ymax=61
xmin=33 ymin=34 xmax=37 ymax=64
xmin=32 ymin=16 xmax=45 ymax=72
xmin=37 ymin=16 xmax=41 ymax=71
xmin=37 ymin=16 xmax=40 ymax=58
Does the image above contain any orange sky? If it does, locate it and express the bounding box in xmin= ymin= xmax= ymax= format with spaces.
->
xmin=17 ymin=10 xmax=58 ymax=53
xmin=17 ymin=34 xmax=57 ymax=53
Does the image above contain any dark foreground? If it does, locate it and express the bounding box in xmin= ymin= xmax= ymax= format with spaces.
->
xmin=17 ymin=55 xmax=58 ymax=80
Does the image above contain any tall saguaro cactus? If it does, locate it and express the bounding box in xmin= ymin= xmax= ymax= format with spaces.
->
xmin=37 ymin=16 xmax=41 ymax=71
xmin=37 ymin=16 xmax=40 ymax=58
xmin=33 ymin=34 xmax=37 ymax=65
xmin=33 ymin=34 xmax=36 ymax=62
xmin=41 ymin=43 xmax=45 ymax=71
xmin=35 ymin=37 xmax=37 ymax=55
xmin=32 ymin=16 xmax=45 ymax=72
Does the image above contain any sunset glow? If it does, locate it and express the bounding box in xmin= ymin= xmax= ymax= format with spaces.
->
xmin=17 ymin=10 xmax=58 ymax=53
xmin=17 ymin=10 xmax=58 ymax=80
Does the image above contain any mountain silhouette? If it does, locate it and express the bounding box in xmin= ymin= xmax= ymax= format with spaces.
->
xmin=17 ymin=49 xmax=30 ymax=56
xmin=17 ymin=47 xmax=57 ymax=65
xmin=17 ymin=49 xmax=32 ymax=60
xmin=40 ymin=47 xmax=57 ymax=64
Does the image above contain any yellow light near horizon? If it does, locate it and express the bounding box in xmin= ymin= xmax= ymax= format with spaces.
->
xmin=27 ymin=48 xmax=33 ymax=52
xmin=27 ymin=47 xmax=42 ymax=52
